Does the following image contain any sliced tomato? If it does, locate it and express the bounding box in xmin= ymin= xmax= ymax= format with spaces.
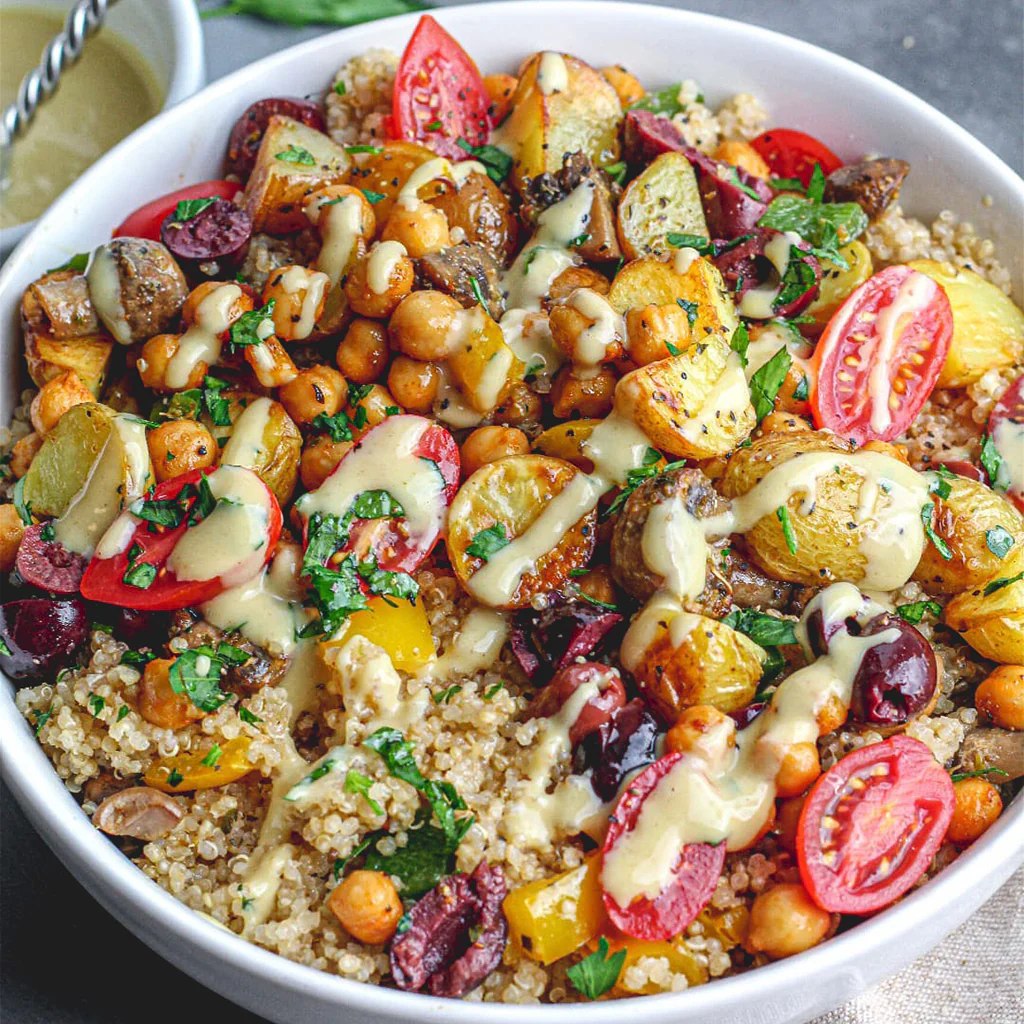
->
xmin=797 ymin=735 xmax=954 ymax=915
xmin=986 ymin=373 xmax=1024 ymax=512
xmin=81 ymin=466 xmax=282 ymax=612
xmin=392 ymin=15 xmax=490 ymax=161
xmin=113 ymin=180 xmax=241 ymax=240
xmin=601 ymin=753 xmax=726 ymax=940
xmin=810 ymin=265 xmax=953 ymax=444
xmin=750 ymin=128 xmax=842 ymax=187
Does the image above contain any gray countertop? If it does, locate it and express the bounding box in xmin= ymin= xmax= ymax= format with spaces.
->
xmin=2 ymin=2 xmax=1022 ymax=1022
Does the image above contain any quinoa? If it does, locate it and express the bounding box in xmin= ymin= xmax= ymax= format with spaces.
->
xmin=325 ymin=49 xmax=398 ymax=148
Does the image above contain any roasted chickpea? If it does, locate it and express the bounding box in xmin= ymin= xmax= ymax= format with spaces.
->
xmin=758 ymin=411 xmax=811 ymax=436
xmin=388 ymin=290 xmax=463 ymax=361
xmin=948 ymin=778 xmax=1003 ymax=844
xmin=278 ymin=365 xmax=348 ymax=425
xmin=549 ymin=266 xmax=610 ymax=302
xmin=137 ymin=658 xmax=204 ymax=730
xmin=576 ymin=564 xmax=616 ymax=607
xmin=601 ymin=64 xmax=645 ymax=107
xmin=336 ymin=319 xmax=389 ymax=384
xmin=304 ymin=184 xmax=376 ymax=238
xmin=816 ymin=693 xmax=848 ymax=736
xmin=181 ymin=280 xmax=253 ymax=327
xmin=482 ymin=73 xmax=518 ymax=123
xmin=344 ymin=244 xmax=414 ymax=318
xmin=714 ymin=139 xmax=771 ymax=180
xmin=775 ymin=794 xmax=806 ymax=854
xmin=460 ymin=426 xmax=530 ymax=479
xmin=665 ymin=705 xmax=734 ymax=756
xmin=387 ymin=356 xmax=441 ymax=414
xmin=138 ymin=334 xmax=207 ymax=393
xmin=147 ymin=419 xmax=217 ymax=483
xmin=382 ymin=203 xmax=450 ymax=258
xmin=300 ymin=435 xmax=353 ymax=491
xmin=493 ymin=380 xmax=543 ymax=428
xmin=327 ymin=869 xmax=402 ymax=944
xmin=975 ymin=665 xmax=1024 ymax=730
xmin=625 ymin=304 xmax=691 ymax=366
xmin=30 ymin=370 xmax=93 ymax=434
xmin=349 ymin=383 xmax=401 ymax=438
xmin=549 ymin=303 xmax=624 ymax=365
xmin=0 ymin=502 xmax=25 ymax=572
xmin=550 ymin=366 xmax=616 ymax=419
xmin=262 ymin=265 xmax=330 ymax=342
xmin=775 ymin=742 xmax=821 ymax=798
xmin=10 ymin=432 xmax=43 ymax=478
xmin=744 ymin=883 xmax=833 ymax=959
xmin=244 ymin=335 xmax=299 ymax=389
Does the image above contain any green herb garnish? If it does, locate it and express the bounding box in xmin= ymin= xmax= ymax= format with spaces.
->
xmin=344 ymin=769 xmax=383 ymax=815
xmin=749 ymin=346 xmax=792 ymax=422
xmin=275 ymin=144 xmax=316 ymax=166
xmin=466 ymin=523 xmax=510 ymax=562
xmin=566 ymin=936 xmax=627 ymax=1000
xmin=776 ymin=505 xmax=798 ymax=554
xmin=985 ymin=525 xmax=1014 ymax=559
xmin=895 ymin=600 xmax=943 ymax=625
xmin=455 ymin=137 xmax=513 ymax=184
xmin=171 ymin=197 xmax=218 ymax=224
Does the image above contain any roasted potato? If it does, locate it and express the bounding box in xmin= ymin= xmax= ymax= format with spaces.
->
xmin=219 ymin=396 xmax=302 ymax=506
xmin=914 ymin=476 xmax=1024 ymax=594
xmin=446 ymin=454 xmax=597 ymax=609
xmin=944 ymin=550 xmax=1024 ymax=664
xmin=428 ymin=171 xmax=517 ymax=265
xmin=805 ymin=240 xmax=874 ymax=325
xmin=908 ymin=259 xmax=1024 ymax=388
xmin=615 ymin=334 xmax=755 ymax=459
xmin=447 ymin=308 xmax=523 ymax=414
xmin=616 ymin=152 xmax=708 ymax=259
xmin=531 ymin=419 xmax=601 ymax=471
xmin=347 ymin=140 xmax=438 ymax=225
xmin=243 ymin=115 xmax=351 ymax=233
xmin=500 ymin=52 xmax=622 ymax=189
xmin=24 ymin=333 xmax=113 ymax=398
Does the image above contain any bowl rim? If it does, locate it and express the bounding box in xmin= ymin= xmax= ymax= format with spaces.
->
xmin=2 ymin=2 xmax=1022 ymax=1021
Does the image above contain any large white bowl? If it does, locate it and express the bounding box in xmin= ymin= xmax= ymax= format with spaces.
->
xmin=1 ymin=4 xmax=1022 ymax=1023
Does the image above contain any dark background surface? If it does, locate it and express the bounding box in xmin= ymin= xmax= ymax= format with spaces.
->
xmin=2 ymin=1 xmax=1022 ymax=1022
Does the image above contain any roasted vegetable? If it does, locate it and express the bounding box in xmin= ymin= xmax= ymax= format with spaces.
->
xmin=428 ymin=171 xmax=517 ymax=265
xmin=322 ymin=595 xmax=436 ymax=672
xmin=219 ymin=396 xmax=302 ymax=506
xmin=805 ymin=240 xmax=874 ymax=325
xmin=346 ymin=140 xmax=437 ymax=225
xmin=446 ymin=308 xmax=522 ymax=414
xmin=144 ymin=737 xmax=255 ymax=793
xmin=531 ymin=419 xmax=600 ymax=471
xmin=823 ymin=158 xmax=910 ymax=220
xmin=944 ymin=551 xmax=1024 ymax=664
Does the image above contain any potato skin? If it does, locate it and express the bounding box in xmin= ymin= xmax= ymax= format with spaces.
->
xmin=944 ymin=548 xmax=1024 ymax=664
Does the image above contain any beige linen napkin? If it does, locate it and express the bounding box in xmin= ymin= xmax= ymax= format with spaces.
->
xmin=815 ymin=868 xmax=1024 ymax=1024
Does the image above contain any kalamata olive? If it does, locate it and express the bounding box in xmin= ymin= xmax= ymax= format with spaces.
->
xmin=0 ymin=598 xmax=88 ymax=680
xmin=849 ymin=614 xmax=938 ymax=727
xmin=160 ymin=198 xmax=253 ymax=268
xmin=528 ymin=662 xmax=627 ymax=746
xmin=225 ymin=97 xmax=326 ymax=180
xmin=575 ymin=698 xmax=660 ymax=801
xmin=510 ymin=598 xmax=622 ymax=682
xmin=88 ymin=605 xmax=168 ymax=649
xmin=14 ymin=524 xmax=87 ymax=594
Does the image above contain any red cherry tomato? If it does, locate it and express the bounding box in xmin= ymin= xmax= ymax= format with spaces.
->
xmin=113 ymin=180 xmax=241 ymax=240
xmin=601 ymin=753 xmax=726 ymax=940
xmin=797 ymin=735 xmax=954 ymax=915
xmin=81 ymin=466 xmax=282 ymax=612
xmin=392 ymin=15 xmax=490 ymax=160
xmin=986 ymin=373 xmax=1024 ymax=512
xmin=750 ymin=128 xmax=842 ymax=187
xmin=810 ymin=265 xmax=953 ymax=444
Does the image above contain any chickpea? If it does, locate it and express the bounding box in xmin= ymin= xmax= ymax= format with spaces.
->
xmin=460 ymin=426 xmax=530 ymax=479
xmin=388 ymin=290 xmax=463 ymax=362
xmin=550 ymin=366 xmax=616 ymax=419
xmin=327 ymin=869 xmax=402 ymax=944
xmin=262 ymin=265 xmax=330 ymax=342
xmin=147 ymin=420 xmax=217 ymax=483
xmin=300 ymin=435 xmax=353 ymax=491
xmin=714 ymin=140 xmax=772 ymax=180
xmin=10 ymin=431 xmax=44 ymax=478
xmin=625 ymin=304 xmax=692 ymax=366
xmin=482 ymin=73 xmax=518 ymax=124
xmin=278 ymin=365 xmax=348 ymax=425
xmin=349 ymin=383 xmax=401 ymax=438
xmin=775 ymin=794 xmax=806 ymax=854
xmin=138 ymin=334 xmax=206 ymax=393
xmin=181 ymin=280 xmax=253 ymax=327
xmin=816 ymin=693 xmax=848 ymax=736
xmin=244 ymin=335 xmax=299 ymax=389
xmin=493 ymin=380 xmax=542 ymax=428
xmin=576 ymin=565 xmax=616 ymax=607
xmin=387 ymin=356 xmax=441 ymax=414
xmin=344 ymin=246 xmax=415 ymax=319
xmin=975 ymin=665 xmax=1024 ymax=730
xmin=600 ymin=64 xmax=645 ymax=107
xmin=775 ymin=742 xmax=821 ymax=798
xmin=861 ymin=439 xmax=910 ymax=464
xmin=744 ymin=883 xmax=832 ymax=959
xmin=30 ymin=370 xmax=93 ymax=434
xmin=549 ymin=304 xmax=624 ymax=365
xmin=665 ymin=705 xmax=734 ymax=757
xmin=0 ymin=502 xmax=25 ymax=572
xmin=549 ymin=266 xmax=610 ymax=303
xmin=948 ymin=778 xmax=1003 ymax=844
xmin=137 ymin=658 xmax=204 ymax=730
xmin=382 ymin=203 xmax=450 ymax=258
xmin=336 ymin=319 xmax=389 ymax=384
xmin=304 ymin=184 xmax=376 ymax=237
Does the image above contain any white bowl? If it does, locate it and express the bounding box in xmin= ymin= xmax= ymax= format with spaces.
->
xmin=1 ymin=3 xmax=1022 ymax=1023
xmin=0 ymin=0 xmax=205 ymax=256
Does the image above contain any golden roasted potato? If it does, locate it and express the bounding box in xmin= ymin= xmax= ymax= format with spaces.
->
xmin=531 ymin=419 xmax=601 ymax=471
xmin=616 ymin=151 xmax=708 ymax=259
xmin=446 ymin=454 xmax=597 ymax=609
xmin=615 ymin=334 xmax=755 ymax=459
xmin=500 ymin=52 xmax=622 ymax=188
xmin=805 ymin=241 xmax=873 ymax=325
xmin=243 ymin=115 xmax=351 ymax=233
xmin=347 ymin=140 xmax=438 ymax=225
xmin=219 ymin=396 xmax=302 ymax=506
xmin=447 ymin=308 xmax=523 ymax=414
xmin=24 ymin=333 xmax=114 ymax=398
xmin=908 ymin=259 xmax=1024 ymax=388
xmin=914 ymin=476 xmax=1024 ymax=594
xmin=944 ymin=550 xmax=1024 ymax=664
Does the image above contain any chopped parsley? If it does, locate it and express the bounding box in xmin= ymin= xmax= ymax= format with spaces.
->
xmin=979 ymin=434 xmax=1004 ymax=489
xmin=170 ymin=197 xmax=217 ymax=224
xmin=333 ymin=80 xmax=347 ymax=96
xmin=605 ymin=451 xmax=687 ymax=518
xmin=238 ymin=706 xmax=262 ymax=725
xmin=455 ymin=137 xmax=514 ymax=184
xmin=665 ymin=340 xmax=682 ymax=356
xmin=46 ymin=252 xmax=90 ymax=274
xmin=566 ymin=936 xmax=626 ymax=1000
xmin=116 ymin=705 xmax=131 ymax=722
xmin=677 ymin=298 xmax=699 ymax=327
xmin=950 ymin=767 xmax=1009 ymax=783
xmin=722 ymin=608 xmax=797 ymax=647
xmin=757 ymin=194 xmax=868 ymax=268
xmin=33 ymin=708 xmax=52 ymax=734
xmin=311 ymin=409 xmax=354 ymax=442
xmin=726 ymin=166 xmax=763 ymax=202
xmin=87 ymin=694 xmax=106 ymax=718
xmin=40 ymin=522 xmax=55 ymax=542
xmin=363 ymin=813 xmax=453 ymax=897
xmin=166 ymin=768 xmax=184 ymax=788
xmin=749 ymin=346 xmax=792 ymax=422
xmin=984 ymin=570 xmax=1024 ymax=596
xmin=201 ymin=744 xmax=223 ymax=768
xmin=275 ymin=144 xmax=315 ymax=166
xmin=776 ymin=505 xmax=799 ymax=554
xmin=603 ymin=160 xmax=627 ymax=185
xmin=13 ymin=477 xmax=33 ymax=526
xmin=793 ymin=373 xmax=810 ymax=402
xmin=424 ymin=119 xmax=442 ymax=132
xmin=928 ymin=465 xmax=956 ymax=500
xmin=345 ymin=144 xmax=382 ymax=155
xmin=468 ymin=275 xmax=491 ymax=315
xmin=628 ymin=82 xmax=695 ymax=117
xmin=360 ymin=188 xmax=385 ymax=204
xmin=921 ymin=503 xmax=952 ymax=560
xmin=167 ymin=644 xmax=241 ymax=712
xmin=985 ymin=525 xmax=1014 ymax=559
xmin=344 ymin=769 xmax=383 ymax=815
xmin=895 ymin=600 xmax=943 ymax=625
xmin=465 ymin=523 xmax=510 ymax=561
xmin=483 ymin=682 xmax=505 ymax=701
xmin=123 ymin=561 xmax=157 ymax=590
xmin=769 ymin=176 xmax=806 ymax=193
xmin=356 ymin=558 xmax=419 ymax=606
xmin=229 ymin=300 xmax=276 ymax=348
xmin=432 ymin=684 xmax=462 ymax=705
xmin=730 ymin=323 xmax=750 ymax=367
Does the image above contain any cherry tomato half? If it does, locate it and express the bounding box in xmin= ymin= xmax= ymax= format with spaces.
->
xmin=986 ymin=373 xmax=1024 ymax=513
xmin=797 ymin=735 xmax=954 ymax=915
xmin=601 ymin=753 xmax=726 ymax=940
xmin=113 ymin=180 xmax=241 ymax=240
xmin=392 ymin=15 xmax=490 ymax=161
xmin=810 ymin=265 xmax=953 ymax=444
xmin=81 ymin=466 xmax=282 ymax=612
xmin=750 ymin=128 xmax=842 ymax=187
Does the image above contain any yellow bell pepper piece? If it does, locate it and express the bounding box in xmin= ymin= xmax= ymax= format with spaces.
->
xmin=806 ymin=240 xmax=873 ymax=324
xmin=531 ymin=420 xmax=601 ymax=472
xmin=447 ymin=310 xmax=524 ymax=414
xmin=323 ymin=595 xmax=436 ymax=672
xmin=144 ymin=737 xmax=254 ymax=793
xmin=504 ymin=852 xmax=606 ymax=965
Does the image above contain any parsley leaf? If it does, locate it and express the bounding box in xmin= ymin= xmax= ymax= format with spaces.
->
xmin=171 ymin=197 xmax=218 ymax=224
xmin=88 ymin=694 xmax=106 ymax=718
xmin=202 ymin=375 xmax=233 ymax=426
xmin=47 ymin=252 xmax=90 ymax=274
xmin=312 ymin=410 xmax=354 ymax=442
xmin=275 ymin=144 xmax=315 ymax=166
xmin=566 ymin=937 xmax=627 ymax=1000
xmin=351 ymin=489 xmax=405 ymax=520
xmin=229 ymin=300 xmax=276 ymax=348
xmin=12 ymin=477 xmax=33 ymax=525
xmin=433 ymin=684 xmax=462 ymax=705
xmin=603 ymin=160 xmax=627 ymax=185
xmin=201 ymin=744 xmax=223 ymax=768
xmin=123 ymin=561 xmax=157 ymax=589
xmin=776 ymin=506 xmax=799 ymax=554
xmin=344 ymin=769 xmax=383 ymax=815
xmin=749 ymin=346 xmax=792 ymax=422
xmin=604 ymin=453 xmax=687 ymax=518
xmin=757 ymin=196 xmax=867 ymax=267
xmin=722 ymin=609 xmax=797 ymax=647
xmin=769 ymin=176 xmax=806 ymax=193
xmin=677 ymin=298 xmax=698 ymax=327
xmin=168 ymin=645 xmax=231 ymax=712
xmin=805 ymin=163 xmax=827 ymax=204
xmin=950 ymin=767 xmax=1010 ymax=783
xmin=986 ymin=525 xmax=1014 ymax=559
xmin=356 ymin=559 xmax=419 ymax=604
xmin=363 ymin=814 xmax=453 ymax=898
xmin=793 ymin=373 xmax=810 ymax=402
xmin=895 ymin=600 xmax=943 ymax=625
xmin=455 ymin=137 xmax=513 ymax=184
xmin=984 ymin=570 xmax=1024 ymax=596
xmin=628 ymin=82 xmax=692 ymax=116
xmin=979 ymin=434 xmax=1004 ymax=490
xmin=730 ymin=323 xmax=750 ymax=367
xmin=666 ymin=231 xmax=715 ymax=255
xmin=238 ymin=706 xmax=262 ymax=725
xmin=928 ymin=465 xmax=956 ymax=500
xmin=361 ymin=188 xmax=386 ymax=204
xmin=466 ymin=523 xmax=510 ymax=561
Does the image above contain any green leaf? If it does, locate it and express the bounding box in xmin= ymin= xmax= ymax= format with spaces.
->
xmin=203 ymin=375 xmax=233 ymax=427
xmin=166 ymin=768 xmax=184 ymax=788
xmin=344 ymin=769 xmax=383 ymax=815
xmin=726 ymin=166 xmax=762 ymax=202
xmin=665 ymin=231 xmax=713 ymax=254
xmin=116 ymin=705 xmax=131 ymax=722
xmin=33 ymin=707 xmax=52 ymax=734
xmin=629 ymin=82 xmax=689 ymax=117
xmin=168 ymin=646 xmax=230 ymax=712
xmin=928 ymin=465 xmax=956 ymax=500
xmin=120 ymin=649 xmax=156 ymax=666
xmin=730 ymin=323 xmax=750 ymax=367
xmin=895 ymin=600 xmax=943 ymax=625
xmin=950 ymin=767 xmax=1010 ymax=783
xmin=123 ymin=561 xmax=157 ymax=590
xmin=455 ymin=138 xmax=513 ymax=184
xmin=12 ymin=477 xmax=33 ymax=526
xmin=304 ymin=557 xmax=368 ymax=635
xmin=345 ymin=145 xmax=382 ymax=155
xmin=566 ymin=937 xmax=627 ymax=1000
xmin=88 ymin=693 xmax=106 ymax=718
xmin=468 ymin=274 xmax=491 ymax=315
xmin=921 ymin=503 xmax=952 ymax=561
xmin=216 ymin=642 xmax=251 ymax=666
xmin=360 ymin=189 xmax=386 ymax=204
xmin=776 ymin=505 xmax=798 ymax=554
xmin=986 ymin=525 xmax=1014 ymax=559
xmin=333 ymin=80 xmax=347 ymax=96
xmin=229 ymin=300 xmax=276 ymax=348
xmin=130 ymin=495 xmax=185 ymax=528
xmin=775 ymin=253 xmax=818 ymax=311
xmin=363 ymin=818 xmax=453 ymax=897
xmin=189 ymin=474 xmax=217 ymax=526
xmin=333 ymin=834 xmax=374 ymax=880
xmin=201 ymin=743 xmax=223 ymax=767
xmin=722 ymin=609 xmax=798 ymax=647
xmin=604 ymin=457 xmax=687 ymax=518
xmin=602 ymin=160 xmax=627 ymax=185
xmin=793 ymin=373 xmax=810 ymax=402
xmin=984 ymin=570 xmax=1024 ymax=596
xmin=757 ymin=195 xmax=868 ymax=265
xmin=171 ymin=197 xmax=218 ymax=224
xmin=46 ymin=252 xmax=90 ymax=274
xmin=483 ymin=682 xmax=505 ymax=701
xmin=357 ymin=559 xmax=420 ymax=604
xmin=979 ymin=434 xmax=1005 ymax=490
xmin=806 ymin=163 xmax=827 ymax=204
xmin=238 ymin=706 xmax=262 ymax=725
xmin=312 ymin=410 xmax=354 ymax=442
xmin=749 ymin=346 xmax=792 ymax=422
xmin=275 ymin=144 xmax=315 ymax=166
xmin=433 ymin=684 xmax=462 ymax=705
xmin=351 ymin=489 xmax=405 ymax=520
xmin=466 ymin=523 xmax=510 ymax=561
xmin=769 ymin=177 xmax=806 ymax=193
xmin=664 ymin=340 xmax=682 ymax=356
xmin=677 ymin=298 xmax=698 ymax=327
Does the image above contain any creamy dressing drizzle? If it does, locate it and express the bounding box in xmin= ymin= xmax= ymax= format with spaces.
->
xmin=676 ymin=351 xmax=750 ymax=445
xmin=220 ymin=397 xmax=273 ymax=470
xmin=366 ymin=240 xmax=408 ymax=294
xmin=499 ymin=309 xmax=563 ymax=379
xmin=166 ymin=283 xmax=242 ymax=390
xmin=992 ymin=415 xmax=1024 ymax=495
xmin=309 ymin=194 xmax=364 ymax=287
xmin=277 ymin=266 xmax=329 ymax=340
xmin=537 ymin=51 xmax=569 ymax=95
xmin=566 ymin=288 xmax=624 ymax=371
xmin=738 ymin=231 xmax=800 ymax=319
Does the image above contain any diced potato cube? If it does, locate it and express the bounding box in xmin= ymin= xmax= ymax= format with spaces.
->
xmin=447 ymin=308 xmax=523 ymax=414
xmin=25 ymin=333 xmax=113 ymax=397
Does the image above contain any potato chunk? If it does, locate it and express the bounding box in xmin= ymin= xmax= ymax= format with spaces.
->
xmin=944 ymin=549 xmax=1024 ymax=664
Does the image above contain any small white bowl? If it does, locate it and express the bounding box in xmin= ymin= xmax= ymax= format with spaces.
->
xmin=0 ymin=0 xmax=205 ymax=256
xmin=1 ymin=4 xmax=1022 ymax=1023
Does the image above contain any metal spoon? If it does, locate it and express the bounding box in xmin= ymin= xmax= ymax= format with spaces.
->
xmin=0 ymin=0 xmax=120 ymax=196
